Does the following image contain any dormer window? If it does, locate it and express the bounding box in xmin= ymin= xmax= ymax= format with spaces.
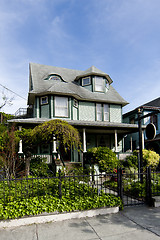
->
xmin=49 ymin=75 xmax=61 ymax=81
xmin=82 ymin=77 xmax=91 ymax=86
xmin=95 ymin=76 xmax=104 ymax=92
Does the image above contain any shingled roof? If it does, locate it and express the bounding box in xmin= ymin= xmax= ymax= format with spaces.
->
xmin=142 ymin=97 xmax=160 ymax=109
xmin=28 ymin=63 xmax=128 ymax=106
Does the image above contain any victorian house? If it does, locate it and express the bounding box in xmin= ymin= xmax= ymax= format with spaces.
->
xmin=9 ymin=63 xmax=140 ymax=163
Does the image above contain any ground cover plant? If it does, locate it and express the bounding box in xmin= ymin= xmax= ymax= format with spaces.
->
xmin=0 ymin=175 xmax=122 ymax=220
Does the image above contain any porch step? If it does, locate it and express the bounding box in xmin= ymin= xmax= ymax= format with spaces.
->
xmin=152 ymin=196 xmax=160 ymax=207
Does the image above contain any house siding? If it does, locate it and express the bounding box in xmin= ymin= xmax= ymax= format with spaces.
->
xmin=110 ymin=105 xmax=122 ymax=123
xmin=79 ymin=101 xmax=95 ymax=121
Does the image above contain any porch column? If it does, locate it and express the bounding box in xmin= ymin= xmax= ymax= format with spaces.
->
xmin=18 ymin=126 xmax=23 ymax=154
xmin=37 ymin=97 xmax=40 ymax=118
xmin=83 ymin=128 xmax=87 ymax=152
xmin=114 ymin=130 xmax=118 ymax=152
xmin=53 ymin=135 xmax=57 ymax=153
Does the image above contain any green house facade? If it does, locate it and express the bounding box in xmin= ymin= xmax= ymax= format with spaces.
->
xmin=10 ymin=63 xmax=140 ymax=163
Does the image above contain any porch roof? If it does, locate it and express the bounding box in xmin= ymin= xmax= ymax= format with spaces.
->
xmin=8 ymin=118 xmax=145 ymax=134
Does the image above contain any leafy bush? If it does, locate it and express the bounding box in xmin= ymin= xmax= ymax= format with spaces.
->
xmin=143 ymin=149 xmax=160 ymax=170
xmin=123 ymin=149 xmax=160 ymax=170
xmin=87 ymin=147 xmax=119 ymax=172
xmin=30 ymin=157 xmax=50 ymax=177
xmin=122 ymin=151 xmax=138 ymax=169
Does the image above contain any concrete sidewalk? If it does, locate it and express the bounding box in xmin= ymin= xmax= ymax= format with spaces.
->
xmin=0 ymin=205 xmax=160 ymax=240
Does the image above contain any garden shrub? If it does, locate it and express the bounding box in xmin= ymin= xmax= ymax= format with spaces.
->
xmin=30 ymin=157 xmax=50 ymax=177
xmin=123 ymin=149 xmax=160 ymax=171
xmin=143 ymin=149 xmax=160 ymax=170
xmin=87 ymin=147 xmax=119 ymax=172
xmin=122 ymin=151 xmax=138 ymax=170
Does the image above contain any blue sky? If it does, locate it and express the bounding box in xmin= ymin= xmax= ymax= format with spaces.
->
xmin=1 ymin=0 xmax=160 ymax=114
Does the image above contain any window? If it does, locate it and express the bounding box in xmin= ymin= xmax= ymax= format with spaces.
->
xmin=95 ymin=76 xmax=104 ymax=92
xmin=96 ymin=103 xmax=109 ymax=121
xmin=105 ymin=80 xmax=109 ymax=90
xmin=41 ymin=96 xmax=48 ymax=105
xmin=96 ymin=103 xmax=102 ymax=121
xmin=49 ymin=75 xmax=61 ymax=81
xmin=104 ymin=104 xmax=109 ymax=121
xmin=73 ymin=99 xmax=78 ymax=108
xmin=82 ymin=77 xmax=91 ymax=86
xmin=55 ymin=96 xmax=68 ymax=117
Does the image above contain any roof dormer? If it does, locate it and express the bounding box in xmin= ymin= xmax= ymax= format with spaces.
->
xmin=44 ymin=74 xmax=64 ymax=82
xmin=75 ymin=66 xmax=112 ymax=93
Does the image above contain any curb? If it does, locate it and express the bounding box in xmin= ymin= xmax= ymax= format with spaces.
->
xmin=0 ymin=206 xmax=119 ymax=229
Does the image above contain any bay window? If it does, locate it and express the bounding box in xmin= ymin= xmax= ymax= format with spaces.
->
xmin=55 ymin=96 xmax=68 ymax=117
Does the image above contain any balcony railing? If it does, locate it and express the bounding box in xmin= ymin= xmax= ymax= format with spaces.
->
xmin=15 ymin=108 xmax=27 ymax=117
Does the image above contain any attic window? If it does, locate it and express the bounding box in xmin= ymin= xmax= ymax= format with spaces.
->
xmin=82 ymin=77 xmax=91 ymax=86
xmin=49 ymin=75 xmax=61 ymax=81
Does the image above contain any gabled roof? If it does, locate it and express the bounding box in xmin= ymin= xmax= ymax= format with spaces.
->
xmin=28 ymin=63 xmax=128 ymax=106
xmin=123 ymin=97 xmax=160 ymax=118
xmin=142 ymin=97 xmax=160 ymax=108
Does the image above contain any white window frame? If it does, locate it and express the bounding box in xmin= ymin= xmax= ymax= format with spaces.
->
xmin=96 ymin=103 xmax=109 ymax=121
xmin=96 ymin=103 xmax=102 ymax=121
xmin=49 ymin=75 xmax=61 ymax=81
xmin=82 ymin=77 xmax=91 ymax=86
xmin=94 ymin=76 xmax=104 ymax=92
xmin=55 ymin=96 xmax=68 ymax=117
xmin=105 ymin=80 xmax=110 ymax=90
xmin=40 ymin=96 xmax=48 ymax=105
xmin=73 ymin=99 xmax=78 ymax=108
xmin=103 ymin=104 xmax=109 ymax=121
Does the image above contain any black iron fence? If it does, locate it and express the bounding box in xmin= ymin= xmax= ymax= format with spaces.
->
xmin=0 ymin=170 xmax=119 ymax=206
xmin=0 ymin=167 xmax=160 ymax=207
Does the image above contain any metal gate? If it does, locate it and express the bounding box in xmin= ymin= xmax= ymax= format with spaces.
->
xmin=117 ymin=168 xmax=151 ymax=207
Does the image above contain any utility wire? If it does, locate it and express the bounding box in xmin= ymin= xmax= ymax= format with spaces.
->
xmin=0 ymin=83 xmax=27 ymax=101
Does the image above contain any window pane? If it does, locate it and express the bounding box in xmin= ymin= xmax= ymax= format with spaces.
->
xmin=95 ymin=77 xmax=104 ymax=92
xmin=104 ymin=104 xmax=109 ymax=121
xmin=96 ymin=103 xmax=102 ymax=121
xmin=41 ymin=96 xmax=48 ymax=105
xmin=82 ymin=77 xmax=91 ymax=86
xmin=55 ymin=96 xmax=68 ymax=117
